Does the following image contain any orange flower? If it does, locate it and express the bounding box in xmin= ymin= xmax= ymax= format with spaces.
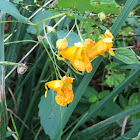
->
xmin=56 ymin=39 xmax=68 ymax=52
xmin=92 ymin=29 xmax=115 ymax=57
xmin=45 ymin=76 xmax=74 ymax=106
xmin=58 ymin=39 xmax=95 ymax=73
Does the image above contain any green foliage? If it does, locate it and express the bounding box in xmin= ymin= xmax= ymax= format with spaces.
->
xmin=106 ymin=72 xmax=125 ymax=87
xmin=0 ymin=1 xmax=28 ymax=23
xmin=6 ymin=131 xmax=15 ymax=138
xmin=0 ymin=0 xmax=140 ymax=140
xmin=58 ymin=0 xmax=90 ymax=13
xmin=38 ymin=90 xmax=67 ymax=139
xmin=90 ymin=4 xmax=120 ymax=14
xmin=115 ymin=48 xmax=140 ymax=64
xmin=27 ymin=10 xmax=51 ymax=34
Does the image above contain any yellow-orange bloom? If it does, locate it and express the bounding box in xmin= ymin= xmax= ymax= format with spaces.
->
xmin=58 ymin=39 xmax=95 ymax=73
xmin=45 ymin=76 xmax=74 ymax=106
xmin=91 ymin=29 xmax=115 ymax=57
xmin=56 ymin=39 xmax=68 ymax=52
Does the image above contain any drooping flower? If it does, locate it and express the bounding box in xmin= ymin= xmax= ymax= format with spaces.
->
xmin=57 ymin=39 xmax=95 ymax=73
xmin=56 ymin=39 xmax=68 ymax=52
xmin=45 ymin=76 xmax=74 ymax=106
xmin=91 ymin=29 xmax=115 ymax=57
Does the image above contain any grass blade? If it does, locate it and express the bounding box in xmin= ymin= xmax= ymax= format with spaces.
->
xmin=0 ymin=10 xmax=7 ymax=140
xmin=71 ymin=104 xmax=140 ymax=139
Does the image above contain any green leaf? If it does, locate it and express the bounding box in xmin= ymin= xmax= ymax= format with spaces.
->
xmin=71 ymin=105 xmax=140 ymax=140
xmin=120 ymin=27 xmax=133 ymax=36
xmin=106 ymin=72 xmax=125 ymax=87
xmin=83 ymin=86 xmax=98 ymax=98
xmin=6 ymin=131 xmax=15 ymax=138
xmin=13 ymin=0 xmax=21 ymax=3
xmin=105 ymin=62 xmax=119 ymax=72
xmin=0 ymin=10 xmax=7 ymax=140
xmin=88 ymin=96 xmax=98 ymax=103
xmin=129 ymin=93 xmax=140 ymax=108
xmin=91 ymin=0 xmax=119 ymax=6
xmin=98 ymin=90 xmax=110 ymax=99
xmin=27 ymin=10 xmax=51 ymax=34
xmin=0 ymin=1 xmax=28 ymax=23
xmin=90 ymin=4 xmax=120 ymax=14
xmin=111 ymin=0 xmax=139 ymax=37
xmin=38 ymin=90 xmax=67 ymax=139
xmin=115 ymin=48 xmax=140 ymax=64
xmin=135 ymin=28 xmax=140 ymax=42
xmin=58 ymin=0 xmax=91 ymax=13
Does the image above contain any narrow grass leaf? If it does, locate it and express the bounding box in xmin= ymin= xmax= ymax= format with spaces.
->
xmin=71 ymin=104 xmax=140 ymax=140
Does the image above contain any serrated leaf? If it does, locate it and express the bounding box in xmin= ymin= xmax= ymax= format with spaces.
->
xmin=106 ymin=72 xmax=125 ymax=87
xmin=105 ymin=62 xmax=119 ymax=72
xmin=115 ymin=48 xmax=140 ymax=64
xmin=0 ymin=1 xmax=28 ymax=23
xmin=38 ymin=90 xmax=67 ymax=139
xmin=27 ymin=10 xmax=51 ymax=35
xmin=58 ymin=0 xmax=90 ymax=13
xmin=90 ymin=4 xmax=120 ymax=14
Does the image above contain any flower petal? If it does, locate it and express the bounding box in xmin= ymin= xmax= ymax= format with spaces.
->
xmin=105 ymin=29 xmax=114 ymax=39
xmin=109 ymin=48 xmax=115 ymax=56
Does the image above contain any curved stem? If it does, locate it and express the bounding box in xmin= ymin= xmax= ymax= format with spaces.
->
xmin=75 ymin=14 xmax=84 ymax=43
xmin=43 ymin=22 xmax=62 ymax=79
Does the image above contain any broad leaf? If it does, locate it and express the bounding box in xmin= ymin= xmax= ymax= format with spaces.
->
xmin=0 ymin=1 xmax=28 ymax=23
xmin=115 ymin=48 xmax=140 ymax=64
xmin=90 ymin=4 xmax=120 ymax=14
xmin=38 ymin=90 xmax=67 ymax=139
xmin=27 ymin=10 xmax=51 ymax=35
xmin=58 ymin=0 xmax=90 ymax=13
xmin=106 ymin=72 xmax=125 ymax=87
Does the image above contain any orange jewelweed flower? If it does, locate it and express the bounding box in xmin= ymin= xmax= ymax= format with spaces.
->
xmin=45 ymin=76 xmax=74 ymax=106
xmin=57 ymin=39 xmax=95 ymax=73
xmin=56 ymin=39 xmax=68 ymax=52
xmin=92 ymin=29 xmax=115 ymax=57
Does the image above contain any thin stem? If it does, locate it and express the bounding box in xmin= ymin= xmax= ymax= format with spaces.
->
xmin=36 ymin=9 xmax=72 ymax=26
xmin=75 ymin=14 xmax=84 ymax=43
xmin=66 ymin=113 xmax=88 ymax=140
xmin=43 ymin=22 xmax=62 ymax=79
xmin=41 ymin=39 xmax=59 ymax=79
xmin=4 ymin=40 xmax=38 ymax=45
xmin=36 ymin=13 xmax=66 ymax=26
xmin=34 ymin=126 xmax=42 ymax=140
xmin=0 ymin=61 xmax=27 ymax=67
xmin=64 ymin=23 xmax=76 ymax=39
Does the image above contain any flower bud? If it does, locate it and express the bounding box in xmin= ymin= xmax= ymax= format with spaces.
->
xmin=56 ymin=39 xmax=68 ymax=51
xmin=47 ymin=26 xmax=56 ymax=33
xmin=98 ymin=12 xmax=106 ymax=22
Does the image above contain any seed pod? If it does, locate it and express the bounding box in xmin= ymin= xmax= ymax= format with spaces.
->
xmin=17 ymin=64 xmax=28 ymax=74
